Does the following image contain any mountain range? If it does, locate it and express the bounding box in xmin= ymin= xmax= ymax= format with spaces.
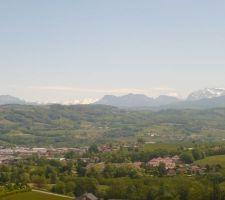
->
xmin=95 ymin=88 xmax=225 ymax=109
xmin=2 ymin=88 xmax=225 ymax=109
xmin=95 ymin=94 xmax=180 ymax=107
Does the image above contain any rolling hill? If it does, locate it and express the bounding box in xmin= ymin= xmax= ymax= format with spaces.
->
xmin=1 ymin=104 xmax=225 ymax=147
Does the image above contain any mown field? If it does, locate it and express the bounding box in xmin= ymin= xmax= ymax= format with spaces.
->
xmin=1 ymin=191 xmax=72 ymax=200
xmin=195 ymin=155 xmax=225 ymax=167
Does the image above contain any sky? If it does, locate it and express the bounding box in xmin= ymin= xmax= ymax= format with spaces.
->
xmin=1 ymin=0 xmax=225 ymax=103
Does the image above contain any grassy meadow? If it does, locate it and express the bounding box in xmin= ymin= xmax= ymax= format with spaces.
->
xmin=195 ymin=154 xmax=225 ymax=167
xmin=0 ymin=191 xmax=72 ymax=200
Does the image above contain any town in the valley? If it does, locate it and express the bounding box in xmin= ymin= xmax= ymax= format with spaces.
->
xmin=0 ymin=143 xmax=207 ymax=177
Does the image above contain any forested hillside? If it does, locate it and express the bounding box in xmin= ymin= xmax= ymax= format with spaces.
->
xmin=1 ymin=104 xmax=225 ymax=147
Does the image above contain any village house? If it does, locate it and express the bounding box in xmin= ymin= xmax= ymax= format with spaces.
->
xmin=176 ymin=164 xmax=188 ymax=174
xmin=133 ymin=161 xmax=143 ymax=168
xmin=98 ymin=145 xmax=111 ymax=153
xmin=189 ymin=165 xmax=206 ymax=175
xmin=148 ymin=156 xmax=180 ymax=170
xmin=171 ymin=155 xmax=180 ymax=162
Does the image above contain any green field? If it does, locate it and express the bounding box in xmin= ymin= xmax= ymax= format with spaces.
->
xmin=195 ymin=155 xmax=225 ymax=167
xmin=141 ymin=143 xmax=181 ymax=152
xmin=1 ymin=191 xmax=72 ymax=200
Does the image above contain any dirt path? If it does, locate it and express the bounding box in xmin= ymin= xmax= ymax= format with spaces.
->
xmin=32 ymin=189 xmax=74 ymax=199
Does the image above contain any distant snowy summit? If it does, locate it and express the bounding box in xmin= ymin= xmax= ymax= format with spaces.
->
xmin=187 ymin=88 xmax=225 ymax=101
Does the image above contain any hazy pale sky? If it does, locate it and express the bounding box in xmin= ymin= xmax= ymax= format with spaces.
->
xmin=1 ymin=0 xmax=225 ymax=102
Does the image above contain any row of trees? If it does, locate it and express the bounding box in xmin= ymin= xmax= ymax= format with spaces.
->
xmin=51 ymin=175 xmax=225 ymax=200
xmin=97 ymin=146 xmax=205 ymax=164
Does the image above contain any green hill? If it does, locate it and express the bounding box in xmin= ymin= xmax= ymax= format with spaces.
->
xmin=195 ymin=155 xmax=225 ymax=167
xmin=1 ymin=104 xmax=225 ymax=147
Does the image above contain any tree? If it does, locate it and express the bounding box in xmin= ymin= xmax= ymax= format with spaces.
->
xmin=65 ymin=181 xmax=75 ymax=194
xmin=53 ymin=181 xmax=66 ymax=194
xmin=50 ymin=171 xmax=57 ymax=184
xmin=158 ymin=163 xmax=167 ymax=177
xmin=180 ymin=153 xmax=193 ymax=164
xmin=74 ymin=177 xmax=98 ymax=196
xmin=192 ymin=149 xmax=203 ymax=160
xmin=32 ymin=176 xmax=46 ymax=188
xmin=89 ymin=144 xmax=99 ymax=153
xmin=76 ymin=161 xmax=87 ymax=176
xmin=65 ymin=151 xmax=77 ymax=159
xmin=137 ymin=137 xmax=145 ymax=144
xmin=103 ymin=164 xmax=116 ymax=178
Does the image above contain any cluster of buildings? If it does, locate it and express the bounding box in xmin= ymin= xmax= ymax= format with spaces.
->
xmin=148 ymin=156 xmax=206 ymax=176
xmin=0 ymin=144 xmax=206 ymax=177
xmin=0 ymin=146 xmax=88 ymax=165
xmin=97 ymin=144 xmax=137 ymax=153
xmin=148 ymin=156 xmax=180 ymax=170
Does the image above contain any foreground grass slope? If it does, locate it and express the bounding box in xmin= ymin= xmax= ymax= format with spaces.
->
xmin=1 ymin=191 xmax=72 ymax=200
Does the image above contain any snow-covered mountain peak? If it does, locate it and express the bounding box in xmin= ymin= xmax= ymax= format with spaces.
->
xmin=187 ymin=88 xmax=225 ymax=101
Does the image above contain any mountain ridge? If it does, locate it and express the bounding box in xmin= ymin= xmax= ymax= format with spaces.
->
xmin=94 ymin=93 xmax=180 ymax=107
xmin=0 ymin=95 xmax=26 ymax=105
xmin=95 ymin=88 xmax=225 ymax=109
xmin=2 ymin=87 xmax=225 ymax=109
